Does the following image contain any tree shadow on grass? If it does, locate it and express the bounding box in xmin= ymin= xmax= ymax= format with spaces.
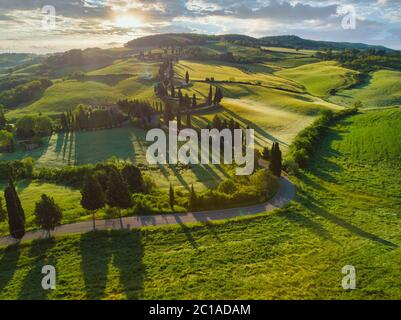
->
xmin=222 ymin=107 xmax=288 ymax=146
xmin=174 ymin=215 xmax=199 ymax=250
xmin=110 ymin=230 xmax=144 ymax=300
xmin=80 ymin=232 xmax=111 ymax=300
xmin=0 ymin=244 xmax=21 ymax=293
xmin=302 ymin=193 xmax=398 ymax=248
xmin=18 ymin=238 xmax=56 ymax=300
xmin=80 ymin=230 xmax=144 ymax=300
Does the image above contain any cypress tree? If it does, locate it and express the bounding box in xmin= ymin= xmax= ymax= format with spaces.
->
xmin=207 ymin=85 xmax=213 ymax=105
xmin=185 ymin=71 xmax=190 ymax=84
xmin=169 ymin=184 xmax=175 ymax=210
xmin=81 ymin=173 xmax=105 ymax=231
xmin=4 ymin=180 xmax=25 ymax=239
xmin=0 ymin=106 xmax=6 ymax=130
xmin=34 ymin=194 xmax=63 ymax=237
xmin=262 ymin=147 xmax=270 ymax=160
xmin=8 ymin=179 xmax=25 ymax=223
xmin=0 ymin=197 xmax=5 ymax=222
xmin=189 ymin=184 xmax=197 ymax=210
xmin=122 ymin=164 xmax=145 ymax=193
xmin=192 ymin=94 xmax=197 ymax=108
xmin=186 ymin=109 xmax=191 ymax=128
xmin=171 ymin=82 xmax=175 ymax=97
xmin=178 ymin=89 xmax=183 ymax=106
xmin=106 ymin=168 xmax=132 ymax=229
xmin=269 ymin=142 xmax=282 ymax=177
xmin=177 ymin=105 xmax=182 ymax=130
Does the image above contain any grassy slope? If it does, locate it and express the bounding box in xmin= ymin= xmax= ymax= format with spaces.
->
xmin=181 ymin=81 xmax=342 ymax=147
xmin=1 ymin=109 xmax=400 ymax=300
xmin=276 ymin=61 xmax=359 ymax=97
xmin=329 ymin=70 xmax=401 ymax=108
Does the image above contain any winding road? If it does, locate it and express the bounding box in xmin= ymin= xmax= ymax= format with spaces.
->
xmin=0 ymin=176 xmax=296 ymax=246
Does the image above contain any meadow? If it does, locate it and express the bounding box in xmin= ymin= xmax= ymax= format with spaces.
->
xmin=1 ymin=108 xmax=400 ymax=299
xmin=329 ymin=70 xmax=401 ymax=108
xmin=276 ymin=61 xmax=359 ymax=97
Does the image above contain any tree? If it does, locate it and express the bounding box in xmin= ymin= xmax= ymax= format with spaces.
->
xmin=189 ymin=184 xmax=197 ymax=210
xmin=34 ymin=194 xmax=62 ymax=236
xmin=192 ymin=94 xmax=197 ymax=108
xmin=171 ymin=81 xmax=175 ymax=97
xmin=207 ymin=85 xmax=213 ymax=105
xmin=106 ymin=168 xmax=132 ymax=229
xmin=4 ymin=180 xmax=25 ymax=239
xmin=169 ymin=184 xmax=175 ymax=210
xmin=185 ymin=71 xmax=190 ymax=84
xmin=0 ymin=197 xmax=5 ymax=222
xmin=269 ymin=142 xmax=282 ymax=177
xmin=178 ymin=89 xmax=183 ymax=106
xmin=262 ymin=147 xmax=270 ymax=161
xmin=81 ymin=174 xmax=105 ymax=231
xmin=186 ymin=109 xmax=191 ymax=128
xmin=176 ymin=104 xmax=182 ymax=130
xmin=0 ymin=105 xmax=6 ymax=130
xmin=213 ymin=87 xmax=223 ymax=105
xmin=121 ymin=164 xmax=145 ymax=193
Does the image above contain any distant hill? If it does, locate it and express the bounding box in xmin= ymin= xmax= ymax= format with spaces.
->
xmin=259 ymin=35 xmax=391 ymax=52
xmin=126 ymin=33 xmax=393 ymax=52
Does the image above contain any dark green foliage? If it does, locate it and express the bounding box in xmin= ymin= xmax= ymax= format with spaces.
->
xmin=289 ymin=108 xmax=359 ymax=169
xmin=121 ymin=164 xmax=145 ymax=194
xmin=0 ymin=197 xmax=6 ymax=222
xmin=34 ymin=194 xmax=63 ymax=232
xmin=0 ymin=78 xmax=52 ymax=108
xmin=186 ymin=109 xmax=191 ymax=128
xmin=207 ymin=85 xmax=213 ymax=105
xmin=193 ymin=169 xmax=279 ymax=211
xmin=269 ymin=142 xmax=282 ymax=177
xmin=0 ymin=105 xmax=6 ymax=129
xmin=177 ymin=104 xmax=182 ymax=130
xmin=4 ymin=180 xmax=25 ymax=239
xmin=185 ymin=71 xmax=190 ymax=84
xmin=15 ymin=115 xmax=52 ymax=138
xmin=81 ymin=174 xmax=105 ymax=211
xmin=262 ymin=147 xmax=270 ymax=160
xmin=106 ymin=168 xmax=132 ymax=209
xmin=169 ymin=184 xmax=175 ymax=209
xmin=189 ymin=184 xmax=197 ymax=210
xmin=316 ymin=48 xmax=401 ymax=73
xmin=192 ymin=94 xmax=197 ymax=108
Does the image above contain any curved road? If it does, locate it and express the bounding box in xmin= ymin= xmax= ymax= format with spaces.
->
xmin=0 ymin=176 xmax=295 ymax=246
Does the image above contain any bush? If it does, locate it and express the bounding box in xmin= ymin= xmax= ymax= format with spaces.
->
xmin=288 ymin=108 xmax=358 ymax=169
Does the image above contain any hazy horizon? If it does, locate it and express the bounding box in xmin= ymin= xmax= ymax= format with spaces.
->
xmin=1 ymin=0 xmax=401 ymax=54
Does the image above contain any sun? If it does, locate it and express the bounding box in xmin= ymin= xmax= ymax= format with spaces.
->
xmin=113 ymin=15 xmax=142 ymax=28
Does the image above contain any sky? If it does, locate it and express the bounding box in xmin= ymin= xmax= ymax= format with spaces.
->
xmin=0 ymin=0 xmax=400 ymax=53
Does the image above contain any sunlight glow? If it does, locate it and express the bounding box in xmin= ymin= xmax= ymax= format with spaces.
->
xmin=113 ymin=15 xmax=143 ymax=29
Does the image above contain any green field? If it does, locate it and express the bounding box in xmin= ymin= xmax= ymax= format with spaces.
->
xmin=276 ymin=61 xmax=359 ymax=97
xmin=1 ymin=108 xmax=400 ymax=299
xmin=329 ymin=70 xmax=401 ymax=108
xmin=0 ymin=180 xmax=83 ymax=235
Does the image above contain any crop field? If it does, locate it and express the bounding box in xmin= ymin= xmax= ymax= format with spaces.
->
xmin=276 ymin=61 xmax=359 ymax=97
xmin=329 ymin=70 xmax=401 ymax=108
xmin=1 ymin=109 xmax=400 ymax=299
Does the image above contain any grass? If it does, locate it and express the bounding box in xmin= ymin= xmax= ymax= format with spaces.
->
xmin=329 ymin=70 xmax=401 ymax=108
xmin=182 ymin=81 xmax=342 ymax=148
xmin=175 ymin=60 xmax=303 ymax=92
xmin=1 ymin=108 xmax=400 ymax=300
xmin=0 ymin=180 xmax=83 ymax=235
xmin=276 ymin=61 xmax=359 ymax=97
